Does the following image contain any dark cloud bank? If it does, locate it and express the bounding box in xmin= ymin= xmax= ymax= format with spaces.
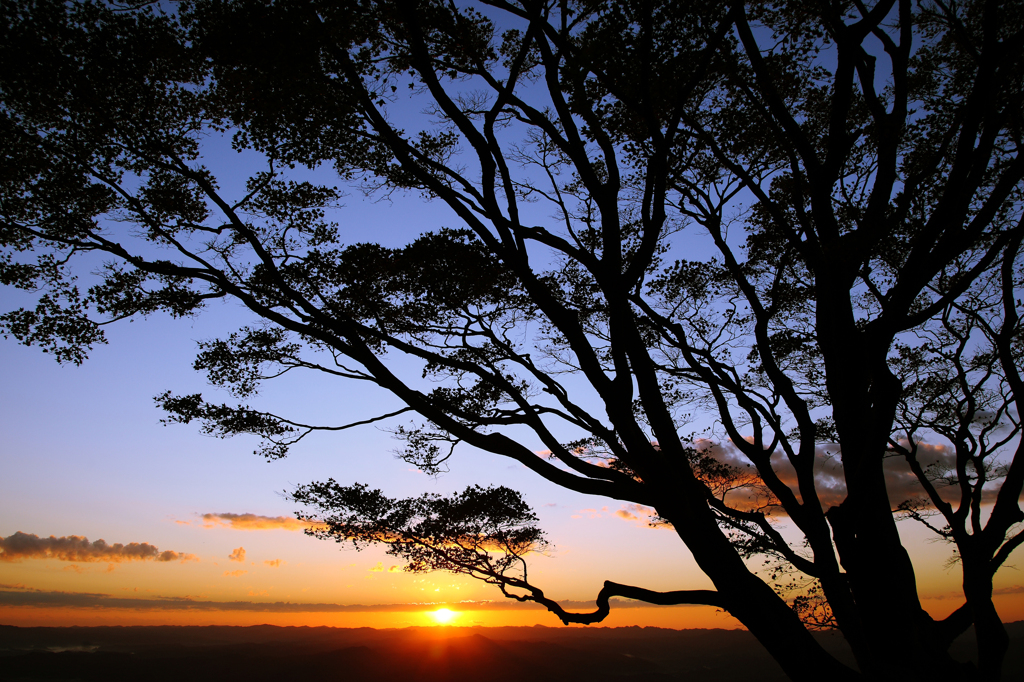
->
xmin=0 ymin=533 xmax=196 ymax=563
xmin=0 ymin=585 xmax=693 ymax=613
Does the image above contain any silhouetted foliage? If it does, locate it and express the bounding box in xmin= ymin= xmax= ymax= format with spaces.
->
xmin=2 ymin=1 xmax=1023 ymax=680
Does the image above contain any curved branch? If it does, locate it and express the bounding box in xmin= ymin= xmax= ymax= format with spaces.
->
xmin=508 ymin=579 xmax=730 ymax=626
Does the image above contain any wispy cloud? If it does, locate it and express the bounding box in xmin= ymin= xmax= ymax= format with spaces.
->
xmin=228 ymin=547 xmax=246 ymax=563
xmin=571 ymin=507 xmax=608 ymax=520
xmin=192 ymin=513 xmax=321 ymax=532
xmin=223 ymin=570 xmax=247 ymax=578
xmin=0 ymin=532 xmax=197 ymax=563
xmin=994 ymin=585 xmax=1024 ymax=596
xmin=264 ymin=559 xmax=284 ymax=568
xmin=612 ymin=504 xmax=672 ymax=529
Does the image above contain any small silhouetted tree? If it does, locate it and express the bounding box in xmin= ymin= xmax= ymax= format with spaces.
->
xmin=2 ymin=2 xmax=1023 ymax=680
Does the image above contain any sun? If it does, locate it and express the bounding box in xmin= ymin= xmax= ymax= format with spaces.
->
xmin=430 ymin=608 xmax=457 ymax=625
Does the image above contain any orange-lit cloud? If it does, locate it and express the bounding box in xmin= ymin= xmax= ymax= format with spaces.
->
xmin=228 ymin=547 xmax=246 ymax=563
xmin=264 ymin=559 xmax=284 ymax=568
xmin=0 ymin=532 xmax=197 ymax=563
xmin=613 ymin=504 xmax=672 ymax=529
xmin=573 ymin=504 xmax=671 ymax=530
xmin=194 ymin=513 xmax=321 ymax=532
xmin=223 ymin=570 xmax=247 ymax=578
xmin=369 ymin=562 xmax=385 ymax=572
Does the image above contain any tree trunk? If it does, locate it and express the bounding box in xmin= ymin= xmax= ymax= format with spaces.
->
xmin=816 ymin=278 xmax=975 ymax=681
xmin=662 ymin=483 xmax=860 ymax=682
xmin=963 ymin=563 xmax=1008 ymax=682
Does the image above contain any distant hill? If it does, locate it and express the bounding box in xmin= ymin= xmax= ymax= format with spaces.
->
xmin=0 ymin=622 xmax=1020 ymax=681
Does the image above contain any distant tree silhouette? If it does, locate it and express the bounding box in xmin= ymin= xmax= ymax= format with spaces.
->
xmin=2 ymin=2 xmax=1023 ymax=680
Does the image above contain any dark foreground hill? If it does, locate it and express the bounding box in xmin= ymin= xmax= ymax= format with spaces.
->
xmin=1 ymin=622 xmax=1021 ymax=681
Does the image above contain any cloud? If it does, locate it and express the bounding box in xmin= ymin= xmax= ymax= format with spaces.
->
xmin=668 ymin=439 xmax=1017 ymax=517
xmin=0 ymin=585 xmax=701 ymax=613
xmin=388 ymin=566 xmax=401 ymax=573
xmin=264 ymin=559 xmax=284 ymax=568
xmin=918 ymin=588 xmax=1024 ymax=600
xmin=919 ymin=591 xmax=962 ymax=601
xmin=223 ymin=570 xmax=247 ymax=578
xmin=228 ymin=547 xmax=246 ymax=563
xmin=369 ymin=562 xmax=384 ymax=572
xmin=195 ymin=513 xmax=321 ymax=532
xmin=994 ymin=585 xmax=1024 ymax=596
xmin=612 ymin=504 xmax=673 ymax=529
xmin=159 ymin=551 xmax=198 ymax=562
xmin=0 ymin=532 xmax=197 ymax=564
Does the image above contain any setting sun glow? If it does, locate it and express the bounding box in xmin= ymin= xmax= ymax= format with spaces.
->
xmin=430 ymin=608 xmax=457 ymax=625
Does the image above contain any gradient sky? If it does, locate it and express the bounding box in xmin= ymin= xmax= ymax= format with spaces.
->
xmin=0 ymin=268 xmax=731 ymax=628
xmin=0 ymin=179 xmax=726 ymax=629
xmin=1 ymin=109 xmax=1023 ymax=632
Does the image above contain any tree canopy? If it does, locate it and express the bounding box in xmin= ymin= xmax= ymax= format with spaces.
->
xmin=2 ymin=1 xmax=1023 ymax=680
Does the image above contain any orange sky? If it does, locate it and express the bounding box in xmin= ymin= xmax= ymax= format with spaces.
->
xmin=1 ymin=592 xmax=1021 ymax=630
xmin=2 ymin=503 xmax=1022 ymax=629
xmin=0 ymin=603 xmax=745 ymax=630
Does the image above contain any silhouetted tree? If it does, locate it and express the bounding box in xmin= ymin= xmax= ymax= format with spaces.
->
xmin=2 ymin=1 xmax=1022 ymax=680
